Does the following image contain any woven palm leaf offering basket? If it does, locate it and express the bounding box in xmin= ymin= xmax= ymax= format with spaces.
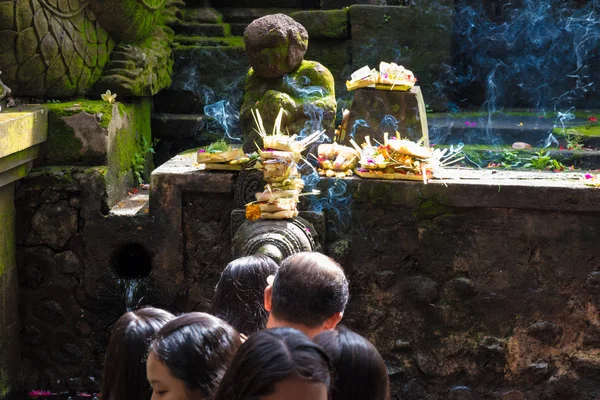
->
xmin=350 ymin=133 xmax=464 ymax=184
xmin=245 ymin=108 xmax=324 ymax=221
xmin=196 ymin=140 xmax=249 ymax=171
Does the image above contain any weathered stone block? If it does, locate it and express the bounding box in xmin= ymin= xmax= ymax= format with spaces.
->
xmin=344 ymin=86 xmax=429 ymax=146
xmin=290 ymin=9 xmax=349 ymax=39
xmin=27 ymin=201 xmax=78 ymax=250
xmin=42 ymin=98 xmax=153 ymax=205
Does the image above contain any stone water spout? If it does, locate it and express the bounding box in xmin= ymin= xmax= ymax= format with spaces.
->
xmin=231 ymin=163 xmax=322 ymax=262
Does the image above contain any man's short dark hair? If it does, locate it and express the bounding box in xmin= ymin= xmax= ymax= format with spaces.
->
xmin=271 ymin=252 xmax=349 ymax=328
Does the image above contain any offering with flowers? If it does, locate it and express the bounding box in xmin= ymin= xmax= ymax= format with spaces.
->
xmin=245 ymin=108 xmax=324 ymax=220
xmin=316 ymin=142 xmax=359 ymax=178
xmin=351 ymin=133 xmax=463 ymax=183
xmin=197 ymin=140 xmax=249 ymax=171
xmin=346 ymin=62 xmax=417 ymax=92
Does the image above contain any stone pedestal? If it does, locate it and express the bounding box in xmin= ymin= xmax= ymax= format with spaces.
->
xmin=344 ymin=86 xmax=429 ymax=147
xmin=0 ymin=108 xmax=47 ymax=396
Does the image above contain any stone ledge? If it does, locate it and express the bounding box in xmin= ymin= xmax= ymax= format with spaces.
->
xmin=151 ymin=152 xmax=237 ymax=196
xmin=0 ymin=108 xmax=48 ymax=159
xmin=334 ymin=169 xmax=600 ymax=212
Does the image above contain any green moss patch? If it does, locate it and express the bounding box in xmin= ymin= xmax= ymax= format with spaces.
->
xmin=45 ymin=99 xmax=113 ymax=129
xmin=108 ymin=98 xmax=153 ymax=187
xmin=553 ymin=124 xmax=600 ymax=138
xmin=173 ymin=36 xmax=245 ymax=48
xmin=290 ymin=9 xmax=349 ymax=39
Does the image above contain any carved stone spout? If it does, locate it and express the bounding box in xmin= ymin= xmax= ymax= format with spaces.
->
xmin=232 ymin=217 xmax=319 ymax=263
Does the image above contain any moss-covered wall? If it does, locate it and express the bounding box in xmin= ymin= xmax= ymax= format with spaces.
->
xmin=43 ymin=98 xmax=154 ymax=205
xmin=106 ymin=98 xmax=153 ymax=204
xmin=0 ymin=183 xmax=20 ymax=398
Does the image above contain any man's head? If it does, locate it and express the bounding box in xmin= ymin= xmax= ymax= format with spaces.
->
xmin=264 ymin=252 xmax=349 ymax=337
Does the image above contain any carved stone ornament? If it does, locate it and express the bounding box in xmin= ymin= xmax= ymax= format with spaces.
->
xmin=232 ymin=217 xmax=318 ymax=263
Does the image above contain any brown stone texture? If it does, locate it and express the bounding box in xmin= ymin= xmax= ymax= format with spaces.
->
xmin=244 ymin=13 xmax=308 ymax=79
xmin=15 ymin=167 xmax=109 ymax=393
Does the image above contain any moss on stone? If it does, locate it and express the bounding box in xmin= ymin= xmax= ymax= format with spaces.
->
xmin=553 ymin=124 xmax=600 ymax=137
xmin=107 ymin=98 xmax=153 ymax=190
xmin=88 ymin=0 xmax=163 ymax=44
xmin=0 ymin=185 xmax=15 ymax=278
xmin=290 ymin=9 xmax=349 ymax=39
xmin=414 ymin=197 xmax=454 ymax=219
xmin=0 ymin=368 xmax=10 ymax=398
xmin=173 ymin=36 xmax=246 ymax=47
xmin=44 ymin=114 xmax=83 ymax=165
xmin=45 ymin=99 xmax=113 ymax=129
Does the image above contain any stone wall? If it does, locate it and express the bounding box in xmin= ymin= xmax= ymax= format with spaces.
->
xmin=15 ymin=167 xmax=110 ymax=393
xmin=13 ymin=155 xmax=600 ymax=397
xmin=0 ymin=183 xmax=20 ymax=398
xmin=174 ymin=175 xmax=600 ymax=399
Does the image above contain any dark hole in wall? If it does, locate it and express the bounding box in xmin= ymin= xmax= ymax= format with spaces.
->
xmin=112 ymin=243 xmax=152 ymax=279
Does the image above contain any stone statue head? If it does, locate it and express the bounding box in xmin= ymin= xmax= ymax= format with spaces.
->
xmin=244 ymin=14 xmax=309 ymax=79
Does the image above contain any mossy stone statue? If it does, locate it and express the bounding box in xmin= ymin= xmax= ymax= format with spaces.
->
xmin=241 ymin=14 xmax=337 ymax=152
xmin=0 ymin=0 xmax=173 ymax=97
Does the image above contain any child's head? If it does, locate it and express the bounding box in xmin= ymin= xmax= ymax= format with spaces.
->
xmin=314 ymin=326 xmax=390 ymax=400
xmin=101 ymin=307 xmax=175 ymax=400
xmin=147 ymin=312 xmax=242 ymax=400
xmin=214 ymin=327 xmax=332 ymax=400
xmin=212 ymin=255 xmax=279 ymax=334
xmin=265 ymin=252 xmax=349 ymax=337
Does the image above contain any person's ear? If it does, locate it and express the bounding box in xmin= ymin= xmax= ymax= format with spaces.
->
xmin=322 ymin=312 xmax=343 ymax=330
xmin=264 ymin=283 xmax=273 ymax=312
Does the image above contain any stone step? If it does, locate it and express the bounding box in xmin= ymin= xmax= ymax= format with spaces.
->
xmin=428 ymin=113 xmax=599 ymax=148
xmin=217 ymin=7 xmax=301 ymax=23
xmin=154 ymin=45 xmax=248 ymax=115
xmin=454 ymin=145 xmax=600 ymax=170
xmin=229 ymin=23 xmax=248 ymax=36
xmin=152 ymin=114 xmax=207 ymax=140
xmin=172 ymin=36 xmax=245 ymax=47
xmin=152 ymin=113 xmax=226 ymax=166
xmin=173 ymin=22 xmax=229 ymax=37
xmin=109 ymin=189 xmax=149 ymax=217
xmin=184 ymin=8 xmax=222 ymax=24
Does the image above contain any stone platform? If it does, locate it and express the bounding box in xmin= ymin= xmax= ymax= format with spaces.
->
xmin=14 ymin=150 xmax=600 ymax=398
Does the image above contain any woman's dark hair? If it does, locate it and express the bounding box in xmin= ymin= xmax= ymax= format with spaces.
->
xmin=214 ymin=327 xmax=332 ymax=400
xmin=149 ymin=312 xmax=242 ymax=398
xmin=101 ymin=307 xmax=174 ymax=400
xmin=272 ymin=252 xmax=349 ymax=328
xmin=313 ymin=326 xmax=390 ymax=400
xmin=212 ymin=255 xmax=279 ymax=334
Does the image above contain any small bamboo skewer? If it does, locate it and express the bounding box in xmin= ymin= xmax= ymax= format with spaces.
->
xmin=349 ymin=139 xmax=362 ymax=153
xmin=272 ymin=108 xmax=284 ymax=136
